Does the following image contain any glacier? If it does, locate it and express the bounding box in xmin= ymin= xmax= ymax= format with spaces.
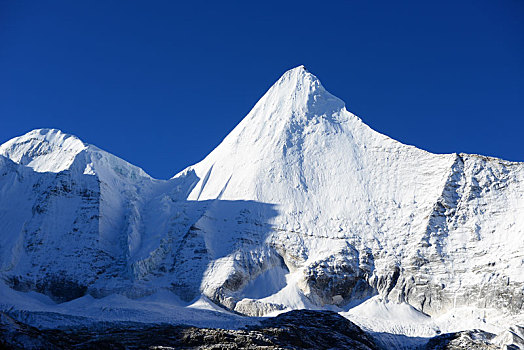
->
xmin=0 ymin=66 xmax=523 ymax=348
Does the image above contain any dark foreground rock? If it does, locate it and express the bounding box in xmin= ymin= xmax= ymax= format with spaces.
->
xmin=0 ymin=310 xmax=378 ymax=349
xmin=423 ymin=329 xmax=498 ymax=350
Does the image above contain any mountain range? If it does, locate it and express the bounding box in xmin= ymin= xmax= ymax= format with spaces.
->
xmin=1 ymin=66 xmax=523 ymax=349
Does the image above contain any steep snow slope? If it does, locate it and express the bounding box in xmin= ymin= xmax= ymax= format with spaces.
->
xmin=0 ymin=67 xmax=523 ymax=346
xmin=173 ymin=66 xmax=524 ymax=319
xmin=0 ymin=129 xmax=172 ymax=300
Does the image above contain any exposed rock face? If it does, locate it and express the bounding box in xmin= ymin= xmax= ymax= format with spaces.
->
xmin=423 ymin=329 xmax=498 ymax=349
xmin=300 ymin=245 xmax=375 ymax=306
xmin=0 ymin=66 xmax=523 ymax=327
xmin=0 ymin=310 xmax=379 ymax=349
xmin=491 ymin=325 xmax=524 ymax=349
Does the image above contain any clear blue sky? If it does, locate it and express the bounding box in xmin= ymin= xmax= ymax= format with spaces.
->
xmin=1 ymin=0 xmax=523 ymax=179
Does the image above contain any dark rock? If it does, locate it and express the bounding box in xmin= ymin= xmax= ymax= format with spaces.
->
xmin=424 ymin=329 xmax=497 ymax=350
xmin=0 ymin=309 xmax=379 ymax=349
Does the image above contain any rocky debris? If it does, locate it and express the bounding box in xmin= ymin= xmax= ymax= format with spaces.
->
xmin=234 ymin=299 xmax=287 ymax=317
xmin=256 ymin=310 xmax=377 ymax=349
xmin=0 ymin=310 xmax=378 ymax=349
xmin=492 ymin=325 xmax=524 ymax=349
xmin=423 ymin=329 xmax=498 ymax=350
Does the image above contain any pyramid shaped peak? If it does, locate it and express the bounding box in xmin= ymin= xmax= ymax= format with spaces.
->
xmin=275 ymin=65 xmax=320 ymax=90
xmin=248 ymin=65 xmax=345 ymax=123
xmin=284 ymin=64 xmax=308 ymax=75
xmin=180 ymin=66 xmax=353 ymax=183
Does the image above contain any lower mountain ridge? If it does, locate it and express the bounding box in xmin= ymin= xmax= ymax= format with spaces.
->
xmin=0 ymin=66 xmax=522 ymax=349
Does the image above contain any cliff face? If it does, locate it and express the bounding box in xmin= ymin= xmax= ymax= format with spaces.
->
xmin=0 ymin=67 xmax=522 ymax=328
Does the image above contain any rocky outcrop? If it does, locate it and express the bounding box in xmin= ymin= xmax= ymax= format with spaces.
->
xmin=423 ymin=329 xmax=498 ymax=349
xmin=300 ymin=244 xmax=375 ymax=306
xmin=0 ymin=310 xmax=379 ymax=349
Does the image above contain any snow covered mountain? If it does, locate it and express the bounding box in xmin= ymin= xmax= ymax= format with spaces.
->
xmin=0 ymin=66 xmax=523 ymax=347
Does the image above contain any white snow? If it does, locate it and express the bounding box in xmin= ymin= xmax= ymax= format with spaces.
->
xmin=0 ymin=66 xmax=523 ymax=349
xmin=0 ymin=280 xmax=252 ymax=329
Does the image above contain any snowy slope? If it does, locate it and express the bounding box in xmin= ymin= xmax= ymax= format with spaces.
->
xmin=173 ymin=66 xmax=524 ymax=319
xmin=0 ymin=129 xmax=172 ymax=300
xmin=0 ymin=67 xmax=523 ymax=347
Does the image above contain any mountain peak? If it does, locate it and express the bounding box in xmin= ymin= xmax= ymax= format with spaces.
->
xmin=0 ymin=128 xmax=87 ymax=173
xmin=15 ymin=128 xmax=81 ymax=141
xmin=281 ymin=64 xmax=308 ymax=78
xmin=180 ymin=67 xmax=358 ymax=199
xmin=274 ymin=65 xmax=319 ymax=93
xmin=247 ymin=66 xmax=346 ymax=125
xmin=0 ymin=129 xmax=152 ymax=179
xmin=4 ymin=128 xmax=85 ymax=146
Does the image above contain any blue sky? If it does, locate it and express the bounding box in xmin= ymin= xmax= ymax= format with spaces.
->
xmin=1 ymin=0 xmax=523 ymax=179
